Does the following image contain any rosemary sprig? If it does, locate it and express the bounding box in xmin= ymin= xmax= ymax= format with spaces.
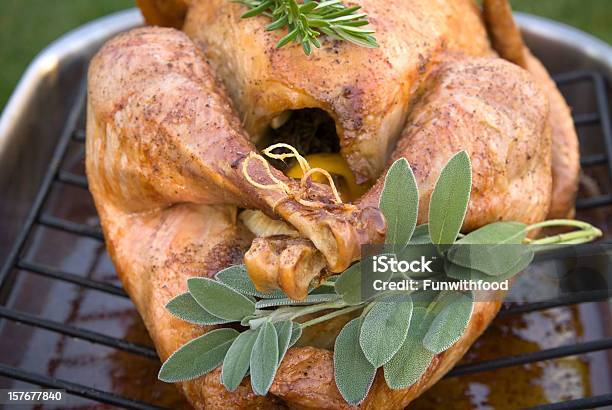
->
xmin=233 ymin=0 xmax=379 ymax=55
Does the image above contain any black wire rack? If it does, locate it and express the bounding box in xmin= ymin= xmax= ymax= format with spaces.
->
xmin=0 ymin=70 xmax=611 ymax=410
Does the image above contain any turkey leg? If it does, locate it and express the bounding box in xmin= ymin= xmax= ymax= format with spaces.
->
xmin=87 ymin=27 xmax=385 ymax=281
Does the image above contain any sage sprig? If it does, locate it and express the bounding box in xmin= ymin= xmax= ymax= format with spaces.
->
xmin=158 ymin=151 xmax=602 ymax=405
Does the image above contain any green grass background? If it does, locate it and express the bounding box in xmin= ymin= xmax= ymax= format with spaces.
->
xmin=1 ymin=0 xmax=611 ymax=111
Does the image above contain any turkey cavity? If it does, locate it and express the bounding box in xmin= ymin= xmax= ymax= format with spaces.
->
xmin=263 ymin=108 xmax=340 ymax=171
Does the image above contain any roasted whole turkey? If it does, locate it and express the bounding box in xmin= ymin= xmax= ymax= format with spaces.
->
xmin=86 ymin=0 xmax=580 ymax=408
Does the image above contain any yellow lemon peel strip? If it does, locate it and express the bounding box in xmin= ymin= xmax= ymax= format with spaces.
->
xmin=301 ymin=167 xmax=343 ymax=204
xmin=242 ymin=152 xmax=291 ymax=193
xmin=242 ymin=144 xmax=344 ymax=209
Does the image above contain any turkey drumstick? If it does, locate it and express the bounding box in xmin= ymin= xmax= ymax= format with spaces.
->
xmin=87 ymin=27 xmax=385 ymax=286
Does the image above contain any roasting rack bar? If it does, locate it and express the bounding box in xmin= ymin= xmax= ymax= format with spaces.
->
xmin=527 ymin=394 xmax=612 ymax=410
xmin=0 ymin=306 xmax=157 ymax=358
xmin=57 ymin=170 xmax=89 ymax=189
xmin=0 ymin=13 xmax=611 ymax=410
xmin=16 ymin=260 xmax=128 ymax=297
xmin=448 ymin=337 xmax=612 ymax=378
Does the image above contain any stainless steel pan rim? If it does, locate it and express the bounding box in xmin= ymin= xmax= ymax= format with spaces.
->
xmin=515 ymin=12 xmax=612 ymax=74
xmin=0 ymin=9 xmax=142 ymax=157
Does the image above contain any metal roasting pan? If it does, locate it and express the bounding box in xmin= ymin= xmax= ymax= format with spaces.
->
xmin=0 ymin=8 xmax=611 ymax=410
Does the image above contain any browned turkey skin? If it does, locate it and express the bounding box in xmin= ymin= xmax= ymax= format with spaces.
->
xmin=86 ymin=0 xmax=579 ymax=408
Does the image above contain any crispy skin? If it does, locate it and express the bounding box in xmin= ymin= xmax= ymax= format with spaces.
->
xmin=482 ymin=0 xmax=526 ymax=67
xmin=88 ymin=31 xmax=551 ymax=410
xmin=483 ymin=0 xmax=580 ymax=219
xmin=523 ymin=51 xmax=580 ymax=219
xmin=181 ymin=0 xmax=493 ymax=183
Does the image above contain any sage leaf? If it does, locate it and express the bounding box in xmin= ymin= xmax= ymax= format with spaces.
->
xmin=289 ymin=322 xmax=302 ymax=347
xmin=428 ymin=151 xmax=471 ymax=247
xmin=188 ymin=277 xmax=255 ymax=321
xmin=275 ymin=320 xmax=293 ymax=364
xmin=411 ymin=290 xmax=438 ymax=307
xmin=383 ymin=307 xmax=434 ymax=389
xmin=250 ymin=321 xmax=279 ymax=395
xmin=215 ymin=265 xmax=285 ymax=299
xmin=410 ymin=224 xmax=431 ymax=245
xmin=334 ymin=262 xmax=365 ymax=305
xmin=473 ymin=250 xmax=533 ymax=282
xmin=255 ymin=294 xmax=339 ymax=309
xmin=221 ymin=329 xmax=259 ymax=391
xmin=158 ymin=328 xmax=238 ymax=382
xmin=444 ymin=260 xmax=475 ymax=281
xmin=359 ymin=295 xmax=413 ymax=367
xmin=448 ymin=243 xmax=531 ymax=276
xmin=445 ymin=248 xmax=533 ymax=282
xmin=447 ymin=222 xmax=530 ymax=276
xmin=380 ymin=158 xmax=419 ymax=251
xmin=334 ymin=318 xmax=377 ymax=406
xmin=422 ymin=291 xmax=473 ymax=354
xmin=166 ymin=292 xmax=232 ymax=325
xmin=456 ymin=221 xmax=527 ymax=245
